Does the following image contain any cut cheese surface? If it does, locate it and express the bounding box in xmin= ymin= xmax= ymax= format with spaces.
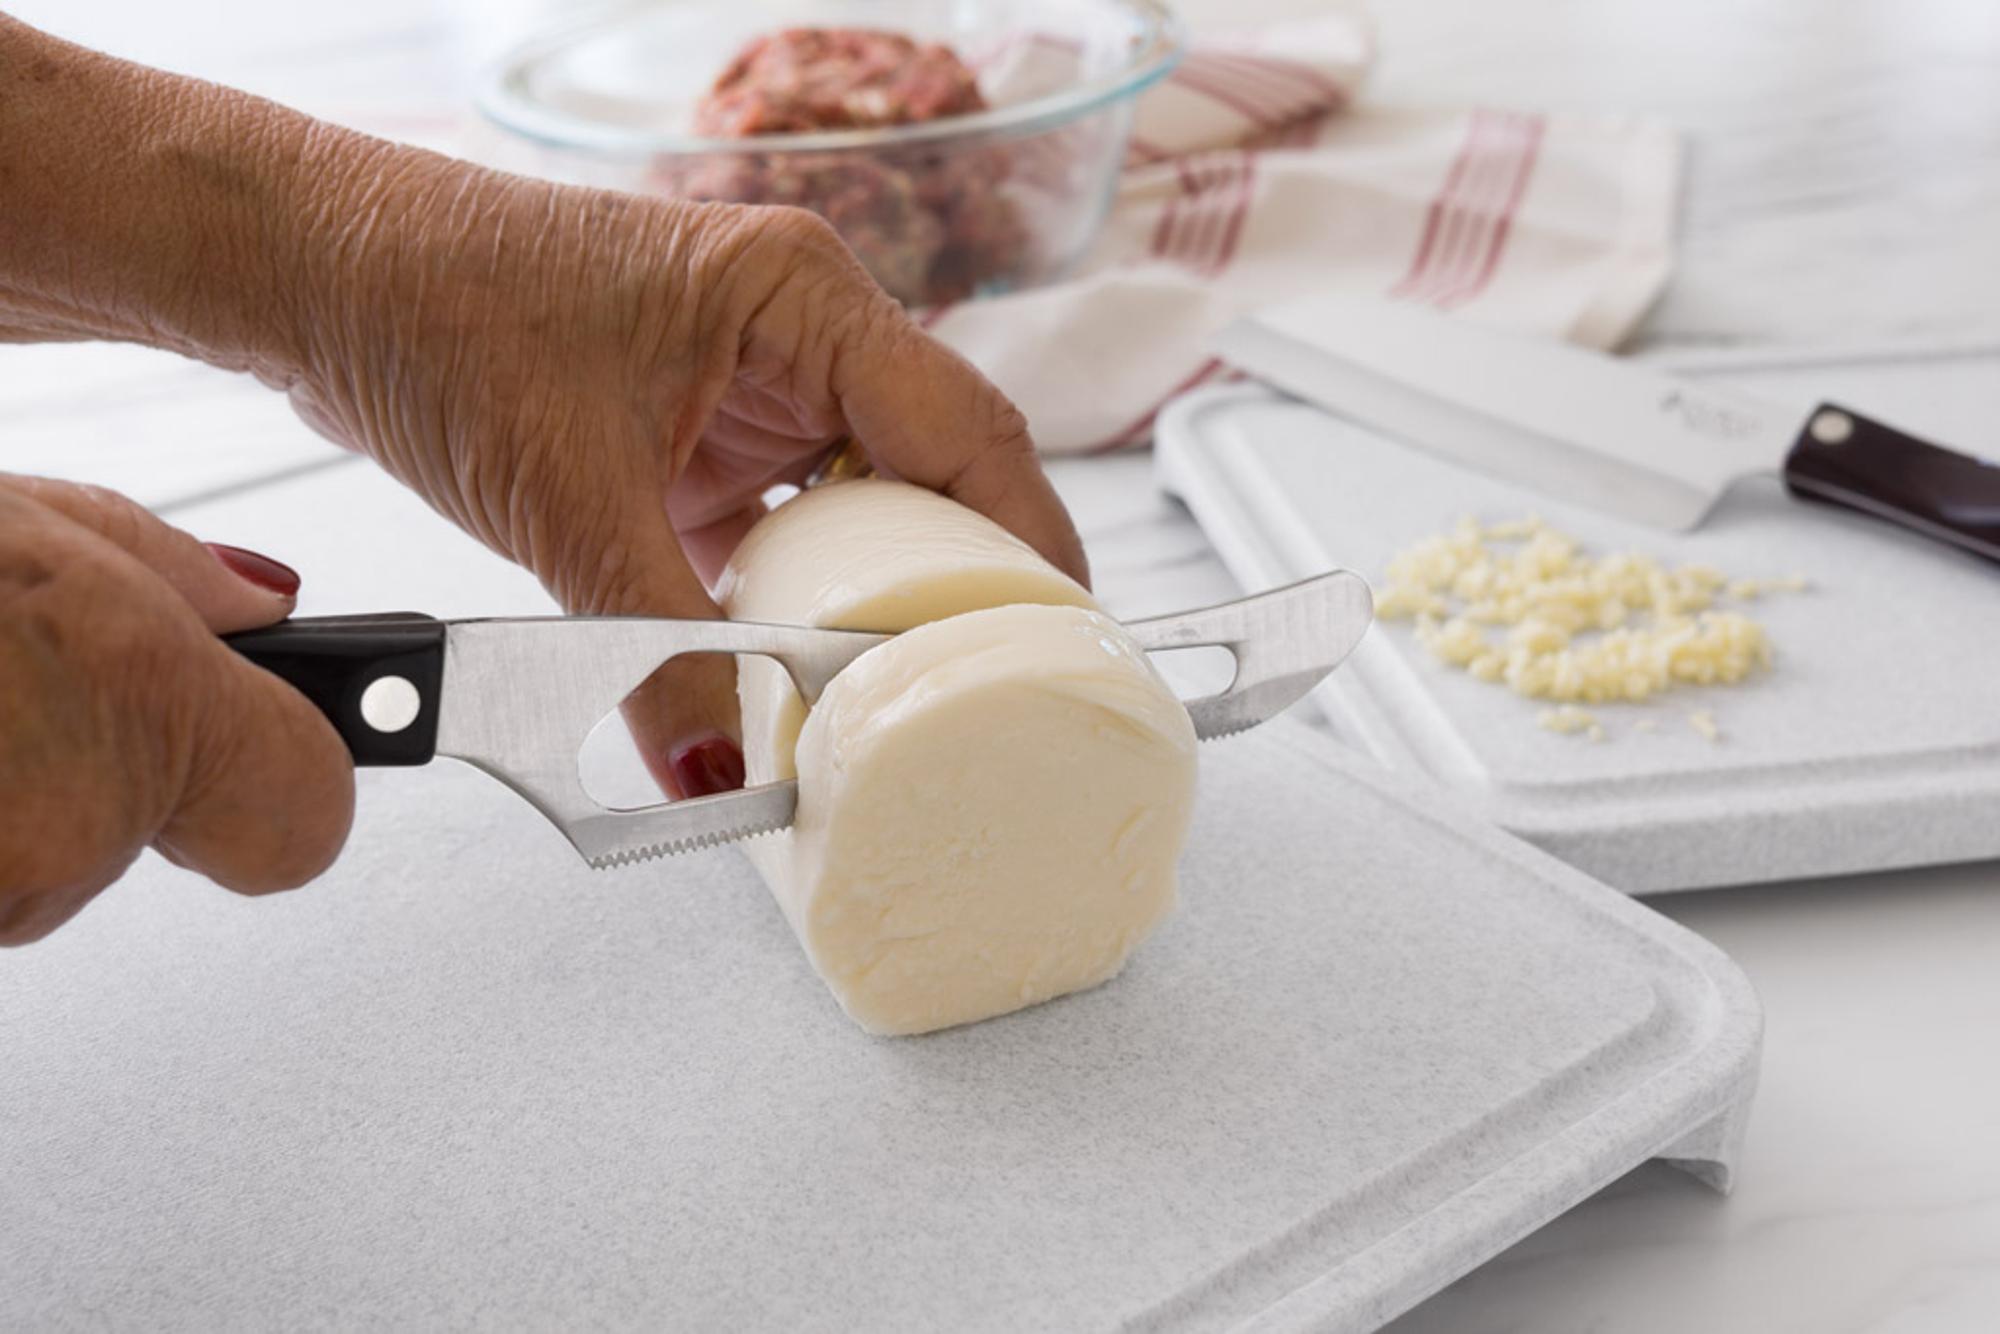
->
xmin=719 ymin=479 xmax=1096 ymax=785
xmin=718 ymin=479 xmax=1198 ymax=1036
xmin=717 ymin=477 xmax=1095 ymax=633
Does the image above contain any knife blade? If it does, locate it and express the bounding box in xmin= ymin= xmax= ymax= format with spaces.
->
xmin=224 ymin=571 xmax=1373 ymax=868
xmin=1215 ymin=294 xmax=2000 ymax=563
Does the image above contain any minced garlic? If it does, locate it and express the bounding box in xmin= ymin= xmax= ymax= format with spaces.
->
xmin=1538 ymin=705 xmax=1605 ymax=742
xmin=1379 ymin=518 xmax=1802 ymax=725
xmin=1727 ymin=575 xmax=1811 ymax=601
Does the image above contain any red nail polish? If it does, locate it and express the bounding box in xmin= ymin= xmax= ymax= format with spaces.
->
xmin=668 ymin=735 xmax=746 ymax=798
xmin=207 ymin=543 xmax=300 ymax=597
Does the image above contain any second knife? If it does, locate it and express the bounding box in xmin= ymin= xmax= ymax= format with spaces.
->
xmin=1216 ymin=294 xmax=2000 ymax=564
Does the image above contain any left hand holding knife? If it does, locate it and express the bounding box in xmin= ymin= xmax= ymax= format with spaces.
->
xmin=0 ymin=477 xmax=354 ymax=945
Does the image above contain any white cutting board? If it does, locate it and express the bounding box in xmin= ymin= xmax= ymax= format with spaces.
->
xmin=1156 ymin=355 xmax=2000 ymax=894
xmin=0 ymin=459 xmax=1761 ymax=1329
xmin=0 ymin=720 xmax=1758 ymax=1333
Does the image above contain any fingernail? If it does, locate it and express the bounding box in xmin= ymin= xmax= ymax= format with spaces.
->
xmin=206 ymin=543 xmax=300 ymax=597
xmin=668 ymin=734 xmax=746 ymax=798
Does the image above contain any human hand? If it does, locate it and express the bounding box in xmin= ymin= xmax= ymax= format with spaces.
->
xmin=0 ymin=477 xmax=353 ymax=944
xmin=283 ymin=167 xmax=1088 ymax=799
xmin=0 ymin=19 xmax=1087 ymax=803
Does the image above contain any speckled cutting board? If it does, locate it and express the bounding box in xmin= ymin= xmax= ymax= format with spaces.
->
xmin=1156 ymin=355 xmax=2000 ymax=894
xmin=0 ymin=718 xmax=1757 ymax=1333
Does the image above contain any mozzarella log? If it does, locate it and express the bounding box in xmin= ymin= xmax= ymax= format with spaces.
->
xmin=716 ymin=480 xmax=1198 ymax=1035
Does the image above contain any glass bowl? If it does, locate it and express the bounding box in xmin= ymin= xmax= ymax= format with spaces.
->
xmin=476 ymin=0 xmax=1183 ymax=307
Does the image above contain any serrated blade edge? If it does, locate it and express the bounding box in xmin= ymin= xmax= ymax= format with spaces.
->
xmin=558 ymin=780 xmax=799 ymax=870
xmin=587 ymin=820 xmax=785 ymax=870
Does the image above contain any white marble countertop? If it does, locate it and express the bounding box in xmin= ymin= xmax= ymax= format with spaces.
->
xmin=5 ymin=1 xmax=2000 ymax=1329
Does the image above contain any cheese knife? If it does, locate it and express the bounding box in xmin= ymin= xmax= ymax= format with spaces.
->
xmin=1215 ymin=294 xmax=2000 ymax=563
xmin=224 ymin=572 xmax=1373 ymax=868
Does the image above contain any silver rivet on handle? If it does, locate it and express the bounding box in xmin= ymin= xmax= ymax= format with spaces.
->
xmin=1808 ymin=409 xmax=1854 ymax=445
xmin=360 ymin=674 xmax=422 ymax=733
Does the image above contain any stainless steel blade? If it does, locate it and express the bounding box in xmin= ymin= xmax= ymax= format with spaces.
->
xmin=1216 ymin=294 xmax=1801 ymax=531
xmin=433 ymin=618 xmax=888 ymax=868
xmin=1124 ymin=570 xmax=1373 ymax=740
xmin=434 ymin=572 xmax=1373 ymax=868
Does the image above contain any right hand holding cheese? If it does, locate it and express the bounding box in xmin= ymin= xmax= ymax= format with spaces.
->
xmin=0 ymin=13 xmax=1088 ymax=808
xmin=0 ymin=15 xmax=1093 ymax=943
xmin=719 ymin=481 xmax=1198 ymax=1035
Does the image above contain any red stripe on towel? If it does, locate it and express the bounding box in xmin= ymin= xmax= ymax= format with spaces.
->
xmin=1413 ymin=113 xmax=1517 ymax=302
xmin=1392 ymin=110 xmax=1539 ymax=305
xmin=1185 ymin=157 xmax=1239 ymax=271
xmin=1180 ymin=53 xmax=1303 ymax=124
xmin=1171 ymin=63 xmax=1284 ymax=129
xmin=1212 ymin=155 xmax=1258 ymax=274
xmin=1209 ymin=48 xmax=1352 ymax=106
xmin=1392 ymin=113 xmax=1488 ymax=299
xmin=1439 ymin=115 xmax=1546 ymax=308
xmin=1203 ymin=52 xmax=1345 ymax=119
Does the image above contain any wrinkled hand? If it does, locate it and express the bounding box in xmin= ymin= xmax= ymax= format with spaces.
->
xmin=0 ymin=477 xmax=353 ymax=945
xmin=0 ymin=21 xmax=1091 ymax=940
xmin=284 ymin=174 xmax=1087 ymax=798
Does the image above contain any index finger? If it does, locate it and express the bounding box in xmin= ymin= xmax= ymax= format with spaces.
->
xmin=829 ymin=300 xmax=1091 ymax=589
xmin=2 ymin=475 xmax=298 ymax=633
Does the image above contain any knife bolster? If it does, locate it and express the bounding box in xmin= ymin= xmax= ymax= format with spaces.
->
xmin=223 ymin=614 xmax=446 ymax=766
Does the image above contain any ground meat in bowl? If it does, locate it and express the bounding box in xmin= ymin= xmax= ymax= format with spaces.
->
xmin=667 ymin=28 xmax=1028 ymax=307
xmin=694 ymin=28 xmax=987 ymax=136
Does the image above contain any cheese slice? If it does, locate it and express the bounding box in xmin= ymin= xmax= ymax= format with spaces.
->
xmin=717 ymin=480 xmax=1198 ymax=1035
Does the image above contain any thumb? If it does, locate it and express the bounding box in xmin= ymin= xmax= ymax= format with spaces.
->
xmin=828 ymin=301 xmax=1090 ymax=588
xmin=5 ymin=476 xmax=299 ymax=633
xmin=153 ymin=633 xmax=357 ymax=894
xmin=0 ymin=482 xmax=353 ymax=942
xmin=557 ymin=516 xmax=745 ymax=801
xmin=10 ymin=480 xmax=353 ymax=893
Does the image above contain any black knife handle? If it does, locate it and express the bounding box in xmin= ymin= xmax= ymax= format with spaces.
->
xmin=1782 ymin=402 xmax=2000 ymax=565
xmin=224 ymin=614 xmax=446 ymax=766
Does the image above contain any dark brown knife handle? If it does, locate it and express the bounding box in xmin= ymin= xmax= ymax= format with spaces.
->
xmin=1782 ymin=402 xmax=2000 ymax=565
xmin=224 ymin=614 xmax=446 ymax=766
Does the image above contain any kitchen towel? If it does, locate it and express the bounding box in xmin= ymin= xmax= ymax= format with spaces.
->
xmin=934 ymin=8 xmax=1681 ymax=453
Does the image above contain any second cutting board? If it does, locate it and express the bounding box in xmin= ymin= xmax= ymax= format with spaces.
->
xmin=1157 ymin=371 xmax=2000 ymax=893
